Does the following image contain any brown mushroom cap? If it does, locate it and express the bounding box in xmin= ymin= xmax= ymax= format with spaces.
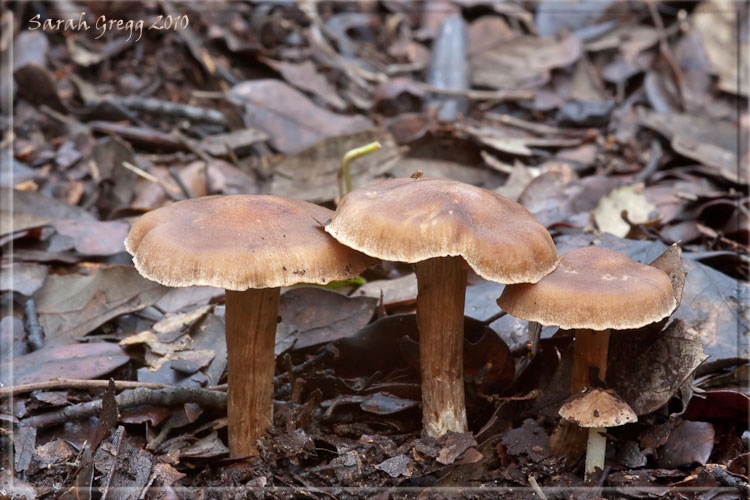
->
xmin=497 ymin=246 xmax=676 ymax=330
xmin=559 ymin=388 xmax=637 ymax=428
xmin=125 ymin=195 xmax=376 ymax=290
xmin=325 ymin=177 xmax=558 ymax=283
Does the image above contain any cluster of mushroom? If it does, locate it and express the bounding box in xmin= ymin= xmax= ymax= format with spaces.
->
xmin=125 ymin=175 xmax=677 ymax=479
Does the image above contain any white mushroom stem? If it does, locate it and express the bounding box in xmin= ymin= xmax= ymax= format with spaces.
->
xmin=225 ymin=287 xmax=280 ymax=457
xmin=585 ymin=426 xmax=607 ymax=480
xmin=415 ymin=256 xmax=468 ymax=438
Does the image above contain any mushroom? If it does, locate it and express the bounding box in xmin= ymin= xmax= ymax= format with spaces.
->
xmin=125 ymin=195 xmax=376 ymax=457
xmin=325 ymin=177 xmax=557 ymax=437
xmin=559 ymin=387 xmax=637 ymax=478
xmin=498 ymin=246 xmax=676 ymax=477
xmin=498 ymin=246 xmax=676 ymax=394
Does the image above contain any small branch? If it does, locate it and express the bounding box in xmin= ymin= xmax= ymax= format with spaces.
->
xmin=418 ymin=84 xmax=533 ymax=102
xmin=89 ymin=121 xmax=185 ymax=151
xmin=86 ymin=95 xmax=228 ymax=127
xmin=704 ymin=464 xmax=750 ymax=498
xmin=0 ymin=378 xmax=177 ymax=399
xmin=298 ymin=0 xmax=379 ymax=90
xmin=645 ymin=0 xmax=684 ymax=96
xmin=23 ymin=387 xmax=227 ymax=428
xmin=528 ymin=475 xmax=548 ymax=500
xmin=479 ymin=389 xmax=540 ymax=403
xmin=23 ymin=299 xmax=45 ymax=351
xmin=122 ymin=161 xmax=182 ymax=196
xmin=633 ymin=139 xmax=663 ymax=183
xmin=168 ymin=167 xmax=195 ymax=199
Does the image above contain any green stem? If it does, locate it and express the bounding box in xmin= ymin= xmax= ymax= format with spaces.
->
xmin=338 ymin=141 xmax=381 ymax=199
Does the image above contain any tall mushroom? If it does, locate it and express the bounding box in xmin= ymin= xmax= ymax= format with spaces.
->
xmin=325 ymin=177 xmax=557 ymax=437
xmin=498 ymin=246 xmax=676 ymax=476
xmin=125 ymin=195 xmax=376 ymax=457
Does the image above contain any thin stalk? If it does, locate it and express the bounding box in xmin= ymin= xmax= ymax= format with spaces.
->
xmin=337 ymin=141 xmax=381 ymax=199
xmin=585 ymin=427 xmax=607 ymax=481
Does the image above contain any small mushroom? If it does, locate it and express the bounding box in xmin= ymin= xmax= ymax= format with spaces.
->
xmin=326 ymin=177 xmax=557 ymax=437
xmin=498 ymin=246 xmax=676 ymax=394
xmin=559 ymin=388 xmax=637 ymax=478
xmin=126 ymin=195 xmax=376 ymax=457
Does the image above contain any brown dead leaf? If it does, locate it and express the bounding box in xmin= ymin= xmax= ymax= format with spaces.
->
xmin=270 ymin=128 xmax=402 ymax=202
xmin=0 ymin=262 xmax=48 ymax=296
xmin=639 ymin=108 xmax=743 ymax=184
xmin=229 ymin=79 xmax=373 ymax=154
xmin=180 ymin=431 xmax=229 ymax=458
xmin=471 ymin=35 xmax=581 ymax=89
xmin=13 ymin=31 xmax=65 ymax=112
xmin=609 ymin=320 xmax=707 ymax=416
xmin=375 ymin=454 xmax=413 ymax=478
xmin=501 ymin=418 xmax=552 ymax=462
xmin=352 ymin=274 xmax=418 ymax=309
xmin=0 ymin=342 xmax=130 ymax=386
xmin=536 ymin=0 xmax=618 ymax=38
xmin=154 ymin=287 xmax=224 ymax=314
xmin=693 ymin=0 xmax=749 ymax=97
xmin=437 ymin=432 xmax=477 ymax=465
xmin=6 ymin=187 xmax=96 ymax=222
xmin=389 ymin=158 xmax=503 ymax=189
xmin=649 ymin=244 xmax=687 ymax=308
xmin=199 ymin=128 xmax=269 ymax=157
xmin=278 ymin=286 xmax=377 ymax=351
xmin=657 ymin=420 xmax=715 ymax=468
xmin=34 ymin=265 xmax=167 ymax=344
xmin=51 ymin=220 xmax=129 ymax=256
xmin=262 ymin=58 xmax=348 ymax=111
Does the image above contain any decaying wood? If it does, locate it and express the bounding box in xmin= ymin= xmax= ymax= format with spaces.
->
xmin=22 ymin=386 xmax=227 ymax=428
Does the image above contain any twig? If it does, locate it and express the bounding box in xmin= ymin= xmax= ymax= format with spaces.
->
xmin=101 ymin=426 xmax=125 ymax=500
xmin=0 ymin=378 xmax=177 ymax=399
xmin=122 ymin=161 xmax=182 ymax=196
xmin=485 ymin=112 xmax=589 ymax=138
xmin=171 ymin=129 xmax=213 ymax=163
xmin=528 ymin=475 xmax=548 ymax=500
xmin=645 ymin=0 xmax=684 ymax=97
xmin=418 ymin=84 xmax=533 ymax=102
xmin=704 ymin=464 xmax=750 ymax=498
xmin=480 ymin=310 xmax=507 ymax=326
xmin=89 ymin=121 xmax=185 ymax=151
xmin=298 ymin=0 xmax=379 ymax=91
xmin=479 ymin=389 xmax=540 ymax=403
xmin=159 ymin=0 xmax=234 ymax=89
xmin=23 ymin=299 xmax=44 ymax=351
xmin=168 ymin=167 xmax=195 ymax=199
xmin=633 ymin=139 xmax=663 ymax=183
xmin=146 ymin=412 xmax=178 ymax=451
xmin=23 ymin=386 xmax=227 ymax=428
xmin=86 ymin=95 xmax=227 ymax=127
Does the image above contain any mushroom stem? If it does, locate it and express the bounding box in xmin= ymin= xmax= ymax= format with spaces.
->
xmin=225 ymin=287 xmax=280 ymax=457
xmin=585 ymin=426 xmax=607 ymax=481
xmin=415 ymin=256 xmax=468 ymax=437
xmin=570 ymin=329 xmax=610 ymax=394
